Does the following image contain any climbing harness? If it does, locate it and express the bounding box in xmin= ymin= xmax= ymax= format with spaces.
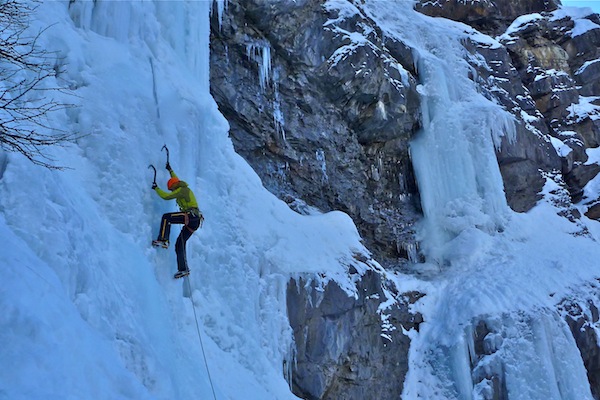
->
xmin=184 ymin=277 xmax=218 ymax=400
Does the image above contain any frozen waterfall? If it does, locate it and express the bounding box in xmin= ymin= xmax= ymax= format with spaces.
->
xmin=3 ymin=1 xmax=600 ymax=399
xmin=362 ymin=0 xmax=516 ymax=265
xmin=0 ymin=1 xmax=367 ymax=399
xmin=363 ymin=1 xmax=598 ymax=399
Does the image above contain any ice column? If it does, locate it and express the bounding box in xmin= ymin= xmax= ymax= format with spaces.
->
xmin=358 ymin=0 xmax=516 ymax=265
xmin=154 ymin=1 xmax=210 ymax=91
xmin=67 ymin=1 xmax=210 ymax=92
xmin=408 ymin=43 xmax=515 ymax=263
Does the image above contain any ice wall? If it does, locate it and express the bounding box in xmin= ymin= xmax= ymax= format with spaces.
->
xmin=0 ymin=1 xmax=368 ymax=399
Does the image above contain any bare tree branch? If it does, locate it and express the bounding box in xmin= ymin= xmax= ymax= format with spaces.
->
xmin=0 ymin=0 xmax=77 ymax=170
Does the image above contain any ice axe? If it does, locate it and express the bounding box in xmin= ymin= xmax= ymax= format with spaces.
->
xmin=148 ymin=164 xmax=157 ymax=186
xmin=162 ymin=144 xmax=171 ymax=170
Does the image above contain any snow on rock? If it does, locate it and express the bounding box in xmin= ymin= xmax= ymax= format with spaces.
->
xmin=497 ymin=13 xmax=544 ymax=42
xmin=552 ymin=6 xmax=600 ymax=38
xmin=550 ymin=136 xmax=574 ymax=157
xmin=567 ymin=96 xmax=600 ymax=123
xmin=576 ymin=58 xmax=600 ymax=76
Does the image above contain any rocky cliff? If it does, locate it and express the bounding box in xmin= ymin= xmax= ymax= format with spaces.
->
xmin=418 ymin=0 xmax=600 ymax=213
xmin=209 ymin=0 xmax=600 ymax=398
xmin=209 ymin=0 xmax=422 ymax=270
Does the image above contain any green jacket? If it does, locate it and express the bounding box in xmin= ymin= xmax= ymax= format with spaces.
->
xmin=154 ymin=170 xmax=199 ymax=212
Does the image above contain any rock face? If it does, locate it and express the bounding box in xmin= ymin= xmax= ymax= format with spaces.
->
xmin=459 ymin=37 xmax=562 ymax=212
xmin=416 ymin=0 xmax=561 ymax=36
xmin=210 ymin=0 xmax=600 ymax=256
xmin=497 ymin=9 xmax=600 ymax=205
xmin=209 ymin=0 xmax=600 ymax=398
xmin=210 ymin=5 xmax=425 ymax=395
xmin=210 ymin=0 xmax=422 ymax=268
xmin=415 ymin=0 xmax=600 ymax=211
xmin=562 ymin=292 xmax=600 ymax=399
xmin=286 ymin=272 xmax=422 ymax=400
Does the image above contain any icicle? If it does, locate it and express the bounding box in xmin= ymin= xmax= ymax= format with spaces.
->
xmin=154 ymin=1 xmax=211 ymax=90
xmin=211 ymin=0 xmax=229 ymax=29
xmin=246 ymin=41 xmax=272 ymax=91
xmin=273 ymin=98 xmax=286 ymax=142
xmin=283 ymin=344 xmax=296 ymax=391
xmin=67 ymin=0 xmax=94 ymax=30
xmin=400 ymin=242 xmax=419 ymax=263
xmin=68 ymin=0 xmax=135 ymax=40
xmin=377 ymin=99 xmax=388 ymax=120
xmin=272 ymin=69 xmax=286 ymax=142
xmin=316 ymin=149 xmax=328 ymax=183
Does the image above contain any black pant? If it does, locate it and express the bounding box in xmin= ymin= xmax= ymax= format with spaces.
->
xmin=157 ymin=212 xmax=202 ymax=272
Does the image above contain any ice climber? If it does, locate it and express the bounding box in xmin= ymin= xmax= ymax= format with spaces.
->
xmin=152 ymin=162 xmax=203 ymax=279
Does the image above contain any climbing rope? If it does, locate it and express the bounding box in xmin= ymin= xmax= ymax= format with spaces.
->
xmin=21 ymin=264 xmax=59 ymax=291
xmin=185 ymin=277 xmax=218 ymax=400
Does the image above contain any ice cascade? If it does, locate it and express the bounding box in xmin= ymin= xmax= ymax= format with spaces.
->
xmin=362 ymin=1 xmax=595 ymax=399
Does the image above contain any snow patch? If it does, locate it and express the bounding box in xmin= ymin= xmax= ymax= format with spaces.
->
xmin=499 ymin=13 xmax=544 ymax=42
xmin=550 ymin=136 xmax=573 ymax=157
xmin=567 ymin=96 xmax=600 ymax=123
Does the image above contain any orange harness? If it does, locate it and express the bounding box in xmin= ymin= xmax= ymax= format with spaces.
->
xmin=185 ymin=211 xmax=204 ymax=233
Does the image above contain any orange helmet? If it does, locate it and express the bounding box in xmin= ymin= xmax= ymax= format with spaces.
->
xmin=167 ymin=177 xmax=180 ymax=190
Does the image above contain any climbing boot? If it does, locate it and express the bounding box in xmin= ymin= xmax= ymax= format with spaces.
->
xmin=174 ymin=270 xmax=190 ymax=279
xmin=152 ymin=240 xmax=169 ymax=249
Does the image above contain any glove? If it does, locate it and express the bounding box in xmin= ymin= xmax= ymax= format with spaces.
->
xmin=152 ymin=182 xmax=157 ymax=189
xmin=165 ymin=162 xmax=172 ymax=171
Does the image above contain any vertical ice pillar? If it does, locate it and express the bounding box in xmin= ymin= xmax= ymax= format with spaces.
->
xmin=154 ymin=1 xmax=211 ymax=93
xmin=359 ymin=0 xmax=516 ymax=265
xmin=67 ymin=0 xmax=210 ymax=94
xmin=409 ymin=46 xmax=515 ymax=264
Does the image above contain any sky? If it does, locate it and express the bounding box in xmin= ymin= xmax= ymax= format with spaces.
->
xmin=561 ymin=0 xmax=600 ymax=13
